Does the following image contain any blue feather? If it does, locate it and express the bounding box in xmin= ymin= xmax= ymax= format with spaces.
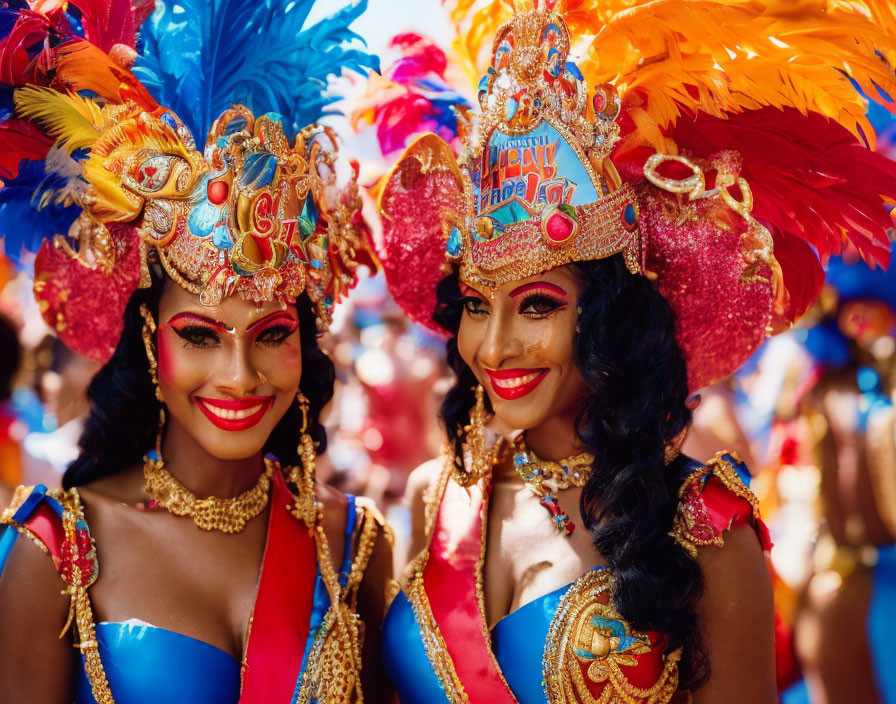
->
xmin=0 ymin=160 xmax=80 ymax=260
xmin=132 ymin=0 xmax=378 ymax=143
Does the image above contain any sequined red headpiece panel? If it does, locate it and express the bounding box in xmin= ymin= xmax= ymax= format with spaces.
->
xmin=33 ymin=223 xmax=143 ymax=364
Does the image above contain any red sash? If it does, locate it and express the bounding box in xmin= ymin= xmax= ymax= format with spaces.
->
xmin=240 ymin=472 xmax=318 ymax=702
xmin=421 ymin=476 xmax=518 ymax=703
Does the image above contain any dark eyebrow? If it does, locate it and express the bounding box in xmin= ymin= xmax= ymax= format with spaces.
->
xmin=508 ymin=281 xmax=568 ymax=298
xmin=166 ymin=312 xmax=234 ymax=332
xmin=246 ymin=310 xmax=297 ymax=333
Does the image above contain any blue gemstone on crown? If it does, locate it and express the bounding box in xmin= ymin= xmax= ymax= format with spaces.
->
xmin=624 ymin=203 xmax=636 ymax=226
xmin=505 ymin=97 xmax=519 ymax=121
xmin=447 ymin=227 xmax=463 ymax=257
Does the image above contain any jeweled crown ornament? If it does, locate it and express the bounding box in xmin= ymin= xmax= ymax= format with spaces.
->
xmin=446 ymin=0 xmax=640 ymax=288
xmin=377 ymin=0 xmax=896 ymax=393
xmin=1 ymin=0 xmax=377 ymax=363
xmin=18 ymin=91 xmax=367 ymax=327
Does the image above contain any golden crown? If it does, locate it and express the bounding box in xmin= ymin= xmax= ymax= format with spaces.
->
xmin=445 ymin=2 xmax=641 ymax=288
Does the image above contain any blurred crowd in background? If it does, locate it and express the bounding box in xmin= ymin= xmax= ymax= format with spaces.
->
xmin=0 ymin=21 xmax=894 ymax=704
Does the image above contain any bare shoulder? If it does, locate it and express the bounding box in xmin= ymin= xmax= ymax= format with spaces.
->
xmin=78 ymin=464 xmax=146 ymax=505
xmin=0 ymin=524 xmax=68 ymax=607
xmin=402 ymin=457 xmax=446 ymax=569
xmin=692 ymin=525 xmax=776 ymax=704
xmin=696 ymin=521 xmax=768 ymax=575
xmin=316 ymin=479 xmax=349 ymax=514
xmin=0 ymin=526 xmax=73 ymax=703
xmin=404 ymin=457 xmax=444 ymax=506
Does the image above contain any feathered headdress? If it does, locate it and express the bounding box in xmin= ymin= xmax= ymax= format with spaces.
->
xmin=378 ymin=0 xmax=896 ymax=391
xmin=0 ymin=0 xmax=378 ymax=362
xmin=351 ymin=32 xmax=471 ymax=157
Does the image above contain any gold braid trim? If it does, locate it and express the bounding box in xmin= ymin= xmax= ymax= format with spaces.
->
xmin=60 ymin=489 xmax=115 ymax=704
xmin=347 ymin=500 xmax=390 ymax=594
xmin=670 ymin=451 xmax=759 ymax=558
xmin=1 ymin=486 xmax=53 ymax=556
xmin=404 ymin=567 xmax=470 ymax=703
xmin=544 ymin=570 xmax=680 ymax=704
xmin=293 ymin=489 xmax=387 ymax=703
xmin=0 ymin=484 xmax=36 ymax=523
xmin=426 ymin=450 xmax=456 ymax=537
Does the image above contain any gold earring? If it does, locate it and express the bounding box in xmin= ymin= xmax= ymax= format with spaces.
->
xmin=139 ymin=304 xmax=164 ymax=403
xmin=456 ymin=384 xmax=492 ymax=486
xmin=664 ymin=424 xmax=690 ymax=465
xmin=154 ymin=405 xmax=167 ymax=459
xmin=293 ymin=391 xmax=318 ymax=528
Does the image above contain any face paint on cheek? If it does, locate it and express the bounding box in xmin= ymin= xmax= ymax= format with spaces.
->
xmin=279 ymin=339 xmax=302 ymax=371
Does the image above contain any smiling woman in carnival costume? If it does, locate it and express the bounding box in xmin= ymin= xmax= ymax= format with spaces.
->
xmin=375 ymin=0 xmax=896 ymax=702
xmin=0 ymin=1 xmax=392 ymax=703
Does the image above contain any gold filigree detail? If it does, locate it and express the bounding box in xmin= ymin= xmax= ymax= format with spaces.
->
xmin=143 ymin=455 xmax=274 ymax=533
xmin=56 ymin=489 xmax=115 ymax=704
xmin=544 ymin=570 xmax=680 ymax=704
xmin=293 ymin=478 xmax=386 ymax=702
xmin=670 ymin=451 xmax=760 ymax=558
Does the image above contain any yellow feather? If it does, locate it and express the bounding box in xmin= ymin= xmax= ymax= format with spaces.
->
xmin=443 ymin=0 xmax=896 ymax=152
xmin=13 ymin=87 xmax=105 ymax=152
xmin=82 ymin=113 xmax=202 ymax=223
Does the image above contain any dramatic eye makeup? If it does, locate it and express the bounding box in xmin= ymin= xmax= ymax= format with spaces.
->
xmin=248 ymin=311 xmax=299 ymax=346
xmin=167 ymin=313 xmax=233 ymax=347
xmin=509 ymin=282 xmax=569 ymax=316
xmin=459 ymin=282 xmax=489 ymax=316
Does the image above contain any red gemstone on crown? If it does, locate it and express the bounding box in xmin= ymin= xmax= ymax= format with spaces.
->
xmin=207 ymin=180 xmax=229 ymax=206
xmin=545 ymin=211 xmax=575 ymax=242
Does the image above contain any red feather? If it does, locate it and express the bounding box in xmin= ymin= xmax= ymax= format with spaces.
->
xmin=0 ymin=10 xmax=52 ymax=85
xmin=618 ymin=107 xmax=896 ymax=321
xmin=767 ymin=227 xmax=825 ymax=324
xmin=0 ymin=119 xmax=53 ymax=179
xmin=667 ymin=109 xmax=896 ymax=268
xmin=73 ymin=0 xmax=155 ymax=53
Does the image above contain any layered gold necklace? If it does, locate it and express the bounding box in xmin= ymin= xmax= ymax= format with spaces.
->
xmin=510 ymin=435 xmax=594 ymax=536
xmin=142 ymin=453 xmax=274 ymax=533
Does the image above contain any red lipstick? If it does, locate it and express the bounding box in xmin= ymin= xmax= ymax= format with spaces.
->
xmin=193 ymin=396 xmax=274 ymax=431
xmin=484 ymin=367 xmax=549 ymax=400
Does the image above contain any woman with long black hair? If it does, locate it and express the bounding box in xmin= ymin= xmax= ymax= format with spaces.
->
xmin=0 ymin=2 xmax=390 ymax=702
xmin=374 ymin=1 xmax=896 ymax=702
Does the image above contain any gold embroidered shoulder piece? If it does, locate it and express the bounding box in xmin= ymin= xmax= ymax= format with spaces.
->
xmin=1 ymin=486 xmax=81 ymax=559
xmin=670 ymin=452 xmax=762 ymax=558
xmin=544 ymin=569 xmax=680 ymax=703
xmin=1 ymin=484 xmax=35 ymax=523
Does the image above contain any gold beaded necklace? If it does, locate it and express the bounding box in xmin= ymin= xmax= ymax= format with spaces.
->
xmin=142 ymin=454 xmax=274 ymax=533
xmin=510 ymin=435 xmax=594 ymax=536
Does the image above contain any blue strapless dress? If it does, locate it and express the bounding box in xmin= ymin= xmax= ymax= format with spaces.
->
xmin=382 ymin=576 xmax=585 ymax=704
xmin=74 ymin=622 xmax=241 ymax=704
xmin=0 ymin=489 xmax=360 ymax=704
